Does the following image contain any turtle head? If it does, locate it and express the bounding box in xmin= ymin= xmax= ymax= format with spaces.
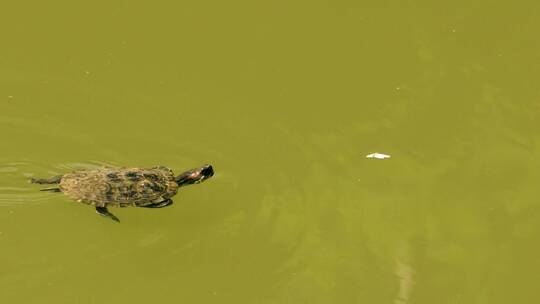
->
xmin=175 ymin=164 xmax=214 ymax=186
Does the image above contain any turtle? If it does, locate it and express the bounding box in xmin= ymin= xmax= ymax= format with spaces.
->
xmin=30 ymin=164 xmax=214 ymax=222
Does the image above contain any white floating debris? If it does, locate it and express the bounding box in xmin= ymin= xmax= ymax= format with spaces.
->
xmin=366 ymin=153 xmax=391 ymax=159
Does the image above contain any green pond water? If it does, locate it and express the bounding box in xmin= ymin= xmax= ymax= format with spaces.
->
xmin=1 ymin=2 xmax=540 ymax=303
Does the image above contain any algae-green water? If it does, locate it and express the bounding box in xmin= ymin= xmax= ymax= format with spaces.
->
xmin=1 ymin=2 xmax=540 ymax=303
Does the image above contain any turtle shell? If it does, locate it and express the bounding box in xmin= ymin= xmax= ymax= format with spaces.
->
xmin=59 ymin=166 xmax=179 ymax=208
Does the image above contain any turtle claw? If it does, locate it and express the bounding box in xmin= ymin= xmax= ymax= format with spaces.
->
xmin=95 ymin=207 xmax=120 ymax=223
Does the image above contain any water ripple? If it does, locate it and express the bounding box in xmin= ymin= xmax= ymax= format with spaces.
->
xmin=0 ymin=159 xmax=107 ymax=206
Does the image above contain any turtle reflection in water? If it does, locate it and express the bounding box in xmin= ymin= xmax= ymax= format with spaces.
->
xmin=31 ymin=164 xmax=214 ymax=222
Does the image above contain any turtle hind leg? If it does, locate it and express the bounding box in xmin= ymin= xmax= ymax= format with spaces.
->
xmin=139 ymin=199 xmax=173 ymax=208
xmin=96 ymin=206 xmax=120 ymax=223
xmin=30 ymin=175 xmax=62 ymax=184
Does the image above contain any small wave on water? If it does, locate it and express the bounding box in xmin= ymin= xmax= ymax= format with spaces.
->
xmin=0 ymin=160 xmax=51 ymax=206
xmin=0 ymin=159 xmax=119 ymax=206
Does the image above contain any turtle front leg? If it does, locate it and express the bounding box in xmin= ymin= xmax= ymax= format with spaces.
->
xmin=139 ymin=199 xmax=173 ymax=208
xmin=96 ymin=207 xmax=120 ymax=222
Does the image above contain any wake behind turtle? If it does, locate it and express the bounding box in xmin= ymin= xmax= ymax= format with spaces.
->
xmin=31 ymin=164 xmax=214 ymax=222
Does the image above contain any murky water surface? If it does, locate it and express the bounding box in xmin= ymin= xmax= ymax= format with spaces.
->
xmin=1 ymin=2 xmax=539 ymax=303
